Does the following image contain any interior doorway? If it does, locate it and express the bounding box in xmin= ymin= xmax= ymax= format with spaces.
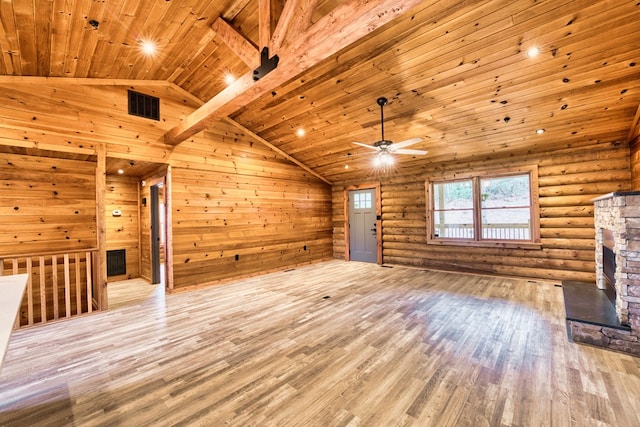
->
xmin=104 ymin=158 xmax=171 ymax=308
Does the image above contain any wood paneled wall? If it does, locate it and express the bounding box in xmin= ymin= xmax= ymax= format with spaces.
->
xmin=333 ymin=142 xmax=631 ymax=282
xmin=0 ymin=80 xmax=333 ymax=291
xmin=170 ymin=124 xmax=333 ymax=290
xmin=0 ymin=152 xmax=96 ymax=255
xmin=105 ymin=175 xmax=139 ymax=281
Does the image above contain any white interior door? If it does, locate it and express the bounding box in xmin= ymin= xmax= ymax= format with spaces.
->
xmin=349 ymin=188 xmax=377 ymax=263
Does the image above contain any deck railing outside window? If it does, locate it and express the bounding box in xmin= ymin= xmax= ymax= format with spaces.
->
xmin=434 ymin=223 xmax=530 ymax=240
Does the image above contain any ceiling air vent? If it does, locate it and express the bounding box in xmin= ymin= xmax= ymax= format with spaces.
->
xmin=128 ymin=90 xmax=159 ymax=121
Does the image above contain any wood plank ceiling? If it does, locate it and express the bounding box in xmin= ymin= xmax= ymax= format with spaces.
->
xmin=0 ymin=0 xmax=639 ymax=183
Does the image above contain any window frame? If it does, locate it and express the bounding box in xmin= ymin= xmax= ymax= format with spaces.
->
xmin=425 ymin=166 xmax=541 ymax=249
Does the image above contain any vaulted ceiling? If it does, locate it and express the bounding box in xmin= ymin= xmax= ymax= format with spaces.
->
xmin=1 ymin=0 xmax=639 ymax=183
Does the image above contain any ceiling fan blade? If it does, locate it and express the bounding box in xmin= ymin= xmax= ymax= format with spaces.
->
xmin=353 ymin=141 xmax=380 ymax=150
xmin=394 ymin=149 xmax=428 ymax=155
xmin=389 ymin=137 xmax=423 ymax=150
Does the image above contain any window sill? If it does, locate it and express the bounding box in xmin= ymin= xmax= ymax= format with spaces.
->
xmin=427 ymin=239 xmax=542 ymax=250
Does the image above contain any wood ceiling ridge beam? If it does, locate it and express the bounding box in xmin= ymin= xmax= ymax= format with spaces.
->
xmin=164 ymin=0 xmax=425 ymax=146
xmin=225 ymin=117 xmax=331 ymax=185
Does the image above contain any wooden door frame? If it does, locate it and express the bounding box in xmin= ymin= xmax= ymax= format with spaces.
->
xmin=142 ymin=167 xmax=173 ymax=291
xmin=344 ymin=182 xmax=382 ymax=264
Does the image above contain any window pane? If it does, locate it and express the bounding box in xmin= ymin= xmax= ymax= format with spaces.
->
xmin=480 ymin=175 xmax=530 ymax=208
xmin=481 ymin=208 xmax=531 ymax=240
xmin=480 ymin=174 xmax=531 ymax=240
xmin=432 ymin=180 xmax=474 ymax=239
xmin=433 ymin=209 xmax=474 ymax=239
xmin=433 ymin=180 xmax=473 ymax=209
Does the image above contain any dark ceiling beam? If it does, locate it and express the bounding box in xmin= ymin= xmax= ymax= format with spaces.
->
xmin=164 ymin=0 xmax=424 ymax=146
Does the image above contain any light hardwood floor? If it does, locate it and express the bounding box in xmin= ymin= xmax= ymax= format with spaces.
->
xmin=1 ymin=260 xmax=639 ymax=426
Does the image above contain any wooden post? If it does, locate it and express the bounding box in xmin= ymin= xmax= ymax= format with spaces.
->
xmin=95 ymin=143 xmax=108 ymax=310
xmin=165 ymin=166 xmax=174 ymax=292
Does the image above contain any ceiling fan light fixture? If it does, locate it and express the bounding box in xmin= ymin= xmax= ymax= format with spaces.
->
xmin=374 ymin=151 xmax=394 ymax=168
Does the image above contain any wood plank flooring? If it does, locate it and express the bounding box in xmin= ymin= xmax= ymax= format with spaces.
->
xmin=1 ymin=260 xmax=640 ymax=426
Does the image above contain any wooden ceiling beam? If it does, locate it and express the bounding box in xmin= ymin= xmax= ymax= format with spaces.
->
xmin=270 ymin=0 xmax=315 ymax=53
xmin=258 ymin=0 xmax=271 ymax=50
xmin=211 ymin=17 xmax=260 ymax=69
xmin=222 ymin=0 xmax=253 ymax=20
xmin=164 ymin=0 xmax=424 ymax=146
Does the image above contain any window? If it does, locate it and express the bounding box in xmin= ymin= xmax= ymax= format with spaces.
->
xmin=427 ymin=166 xmax=540 ymax=247
xmin=353 ymin=192 xmax=372 ymax=209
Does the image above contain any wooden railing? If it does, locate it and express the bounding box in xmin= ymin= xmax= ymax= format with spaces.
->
xmin=0 ymin=249 xmax=99 ymax=329
xmin=435 ymin=223 xmax=530 ymax=240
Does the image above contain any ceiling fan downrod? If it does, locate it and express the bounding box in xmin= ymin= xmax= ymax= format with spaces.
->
xmin=377 ymin=97 xmax=388 ymax=143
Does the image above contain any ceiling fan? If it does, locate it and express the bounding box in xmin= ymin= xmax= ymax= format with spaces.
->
xmin=353 ymin=97 xmax=428 ymax=163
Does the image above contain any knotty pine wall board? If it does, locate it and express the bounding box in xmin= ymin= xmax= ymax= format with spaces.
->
xmin=0 ymin=153 xmax=97 ymax=255
xmin=105 ymin=175 xmax=140 ymax=281
xmin=0 ymin=80 xmax=333 ymax=290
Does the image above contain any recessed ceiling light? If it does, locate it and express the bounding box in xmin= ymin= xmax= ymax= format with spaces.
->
xmin=118 ymin=169 xmax=124 ymax=175
xmin=527 ymin=47 xmax=540 ymax=58
xmin=536 ymin=128 xmax=545 ymax=134
xmin=344 ymin=165 xmax=349 ymax=169
xmin=140 ymin=40 xmax=157 ymax=56
xmin=296 ymin=128 xmax=305 ymax=137
xmin=224 ymin=73 xmax=235 ymax=85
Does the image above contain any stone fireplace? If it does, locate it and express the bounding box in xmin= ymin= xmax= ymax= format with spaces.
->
xmin=567 ymin=191 xmax=640 ymax=355
xmin=594 ymin=192 xmax=640 ymax=327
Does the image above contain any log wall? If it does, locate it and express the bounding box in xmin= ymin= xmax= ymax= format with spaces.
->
xmin=105 ymin=175 xmax=140 ymax=281
xmin=333 ymin=142 xmax=631 ymax=282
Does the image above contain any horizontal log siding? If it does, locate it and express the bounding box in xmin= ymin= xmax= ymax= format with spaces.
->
xmin=333 ymin=142 xmax=631 ymax=282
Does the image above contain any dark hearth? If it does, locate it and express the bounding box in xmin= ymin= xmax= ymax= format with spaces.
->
xmin=565 ymin=191 xmax=640 ymax=356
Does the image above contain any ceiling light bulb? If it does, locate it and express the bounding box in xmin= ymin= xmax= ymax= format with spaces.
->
xmin=118 ymin=169 xmax=124 ymax=175
xmin=527 ymin=47 xmax=540 ymax=57
xmin=297 ymin=128 xmax=305 ymax=137
xmin=536 ymin=128 xmax=545 ymax=134
xmin=140 ymin=40 xmax=156 ymax=56
xmin=224 ymin=73 xmax=235 ymax=85
xmin=344 ymin=165 xmax=349 ymax=169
